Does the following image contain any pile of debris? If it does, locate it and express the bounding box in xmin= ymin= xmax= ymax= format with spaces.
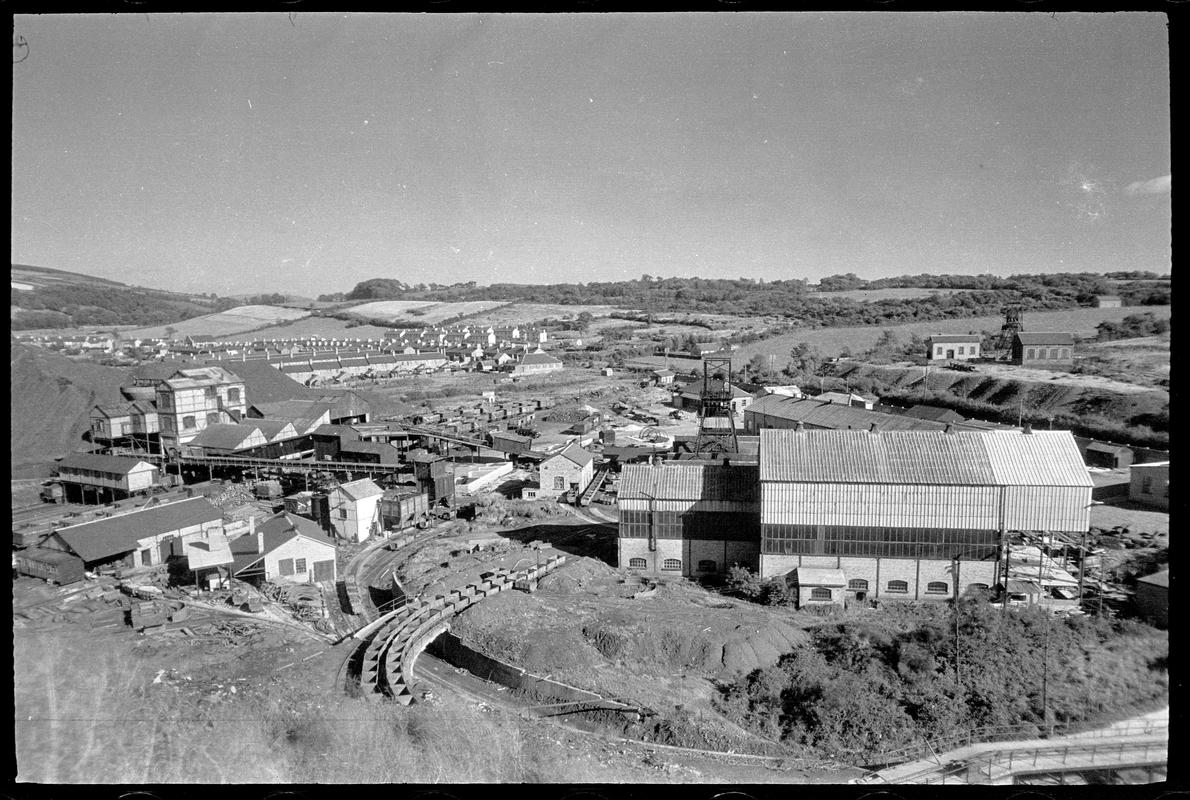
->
xmin=208 ymin=482 xmax=257 ymax=510
xmin=546 ymin=404 xmax=600 ymax=423
xmin=264 ymin=581 xmax=327 ymax=623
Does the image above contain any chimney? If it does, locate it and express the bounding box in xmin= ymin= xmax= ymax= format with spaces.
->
xmin=1023 ymin=422 xmax=1033 ymax=435
xmin=795 ymin=421 xmax=805 ymax=432
xmin=252 ymin=516 xmax=263 ymax=553
xmin=869 ymin=423 xmax=878 ymax=432
xmin=944 ymin=423 xmax=954 ymax=434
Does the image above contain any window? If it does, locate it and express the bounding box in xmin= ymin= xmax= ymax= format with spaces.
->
xmin=227 ymin=387 xmax=240 ymax=403
xmin=887 ymin=580 xmax=909 ymax=594
xmin=182 ymin=416 xmax=196 ymax=429
xmin=698 ymin=560 xmax=716 ymax=572
xmin=1049 ymin=348 xmax=1058 ymax=359
xmin=163 ymin=416 xmax=174 ymax=432
xmin=141 ymin=549 xmax=153 ymax=566
xmin=553 ymin=476 xmax=565 ymax=490
xmin=1142 ymin=476 xmax=1153 ymax=494
xmin=848 ymin=579 xmax=869 ymax=591
xmin=662 ymin=558 xmax=682 ymax=571
xmin=340 ymin=508 xmax=349 ymax=519
xmin=956 ymin=346 xmax=964 ymax=355
xmin=926 ymin=581 xmax=949 ymax=594
xmin=294 ymin=558 xmax=307 ymax=574
xmin=810 ymin=587 xmax=832 ymax=601
xmin=278 ymin=558 xmax=295 ymax=576
xmin=628 ymin=558 xmax=647 ymax=569
xmin=935 ymin=347 xmax=944 ymax=356
xmin=206 ymin=412 xmax=220 ymax=426
xmin=1026 ymin=348 xmax=1036 ymax=360
xmin=205 ymin=386 xmax=217 ymax=398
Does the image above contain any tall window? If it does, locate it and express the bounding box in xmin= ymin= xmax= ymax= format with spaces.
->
xmin=926 ymin=581 xmax=949 ymax=594
xmin=553 ymin=476 xmax=565 ymax=490
xmin=887 ymin=580 xmax=909 ymax=594
xmin=810 ymin=587 xmax=832 ymax=601
xmin=227 ymin=387 xmax=240 ymax=403
xmin=1026 ymin=348 xmax=1036 ymax=360
xmin=294 ymin=558 xmax=307 ymax=574
xmin=935 ymin=347 xmax=944 ymax=356
xmin=956 ymin=346 xmax=964 ymax=355
xmin=662 ymin=558 xmax=682 ymax=571
xmin=628 ymin=558 xmax=647 ymax=569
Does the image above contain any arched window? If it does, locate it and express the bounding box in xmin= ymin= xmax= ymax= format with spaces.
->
xmin=697 ymin=560 xmax=716 ymax=572
xmin=662 ymin=558 xmax=682 ymax=571
xmin=926 ymin=581 xmax=949 ymax=594
xmin=628 ymin=558 xmax=647 ymax=569
xmin=810 ymin=587 xmax=832 ymax=601
xmin=848 ymin=579 xmax=869 ymax=591
xmin=887 ymin=580 xmax=909 ymax=594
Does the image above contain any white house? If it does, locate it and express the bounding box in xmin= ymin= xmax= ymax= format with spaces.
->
xmin=926 ymin=334 xmax=982 ymax=361
xmin=229 ymin=512 xmax=338 ymax=584
xmin=538 ymin=443 xmax=595 ymax=499
xmin=326 ymin=478 xmax=384 ymax=543
xmin=512 ymin=349 xmax=564 ymax=375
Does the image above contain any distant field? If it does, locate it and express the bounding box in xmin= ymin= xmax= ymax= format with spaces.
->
xmin=344 ymin=300 xmax=508 ymax=323
xmin=236 ymin=315 xmax=394 ymax=341
xmin=814 ymin=288 xmax=975 ymax=301
xmin=121 ymin=305 xmax=311 ymax=339
xmin=463 ymin=303 xmax=627 ymax=327
xmin=732 ymin=305 xmax=1174 ymax=362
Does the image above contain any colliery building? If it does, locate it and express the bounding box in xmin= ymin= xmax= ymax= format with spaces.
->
xmin=618 ymin=462 xmax=761 ymax=578
xmin=618 ymin=429 xmax=1092 ymax=603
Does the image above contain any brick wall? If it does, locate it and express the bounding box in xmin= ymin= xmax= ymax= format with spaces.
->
xmin=761 ymin=554 xmax=997 ymax=600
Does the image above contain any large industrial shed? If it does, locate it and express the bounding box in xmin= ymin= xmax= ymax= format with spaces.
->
xmin=757 ymin=428 xmax=1093 ymax=601
xmin=618 ymin=462 xmax=761 ymax=577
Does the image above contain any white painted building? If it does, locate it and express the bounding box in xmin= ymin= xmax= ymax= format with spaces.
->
xmin=230 ymin=512 xmax=338 ymax=584
xmin=326 ymin=478 xmax=384 ymax=543
xmin=538 ymin=443 xmax=595 ymax=498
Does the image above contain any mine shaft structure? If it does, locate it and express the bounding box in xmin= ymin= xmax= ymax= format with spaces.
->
xmin=994 ymin=304 xmax=1024 ymax=356
xmin=692 ymin=356 xmax=739 ymax=456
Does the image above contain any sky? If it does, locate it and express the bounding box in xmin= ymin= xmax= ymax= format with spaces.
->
xmin=11 ymin=13 xmax=1171 ymax=295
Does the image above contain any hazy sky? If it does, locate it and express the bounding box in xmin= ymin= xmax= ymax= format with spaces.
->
xmin=11 ymin=13 xmax=1171 ymax=295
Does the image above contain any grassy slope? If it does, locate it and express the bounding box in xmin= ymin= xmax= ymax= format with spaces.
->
xmin=733 ymin=306 xmax=1174 ymax=361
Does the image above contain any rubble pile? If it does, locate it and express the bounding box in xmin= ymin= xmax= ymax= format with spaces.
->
xmin=208 ymin=483 xmax=257 ymax=510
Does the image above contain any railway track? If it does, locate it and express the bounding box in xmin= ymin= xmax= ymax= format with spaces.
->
xmin=345 ymin=556 xmax=567 ymax=704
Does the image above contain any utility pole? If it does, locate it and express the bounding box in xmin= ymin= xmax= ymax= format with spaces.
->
xmin=952 ymin=554 xmax=962 ymax=690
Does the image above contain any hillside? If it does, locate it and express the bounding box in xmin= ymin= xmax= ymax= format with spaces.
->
xmin=9 ymin=344 xmax=132 ymax=476
xmin=120 ymin=305 xmax=311 ymax=340
xmin=11 ymin=263 xmax=230 ymax=331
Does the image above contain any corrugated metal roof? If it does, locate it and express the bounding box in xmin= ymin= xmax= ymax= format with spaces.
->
xmin=55 ymin=497 xmax=222 ymax=563
xmin=760 ymin=429 xmax=996 ymax=484
xmin=760 ymin=428 xmax=1091 ymax=488
xmin=338 ymin=478 xmax=384 ymax=501
xmin=619 ymin=463 xmax=760 ymax=502
xmin=746 ymin=395 xmax=953 ymax=432
xmin=58 ymin=452 xmax=156 ymax=475
xmin=188 ymin=423 xmax=265 ymax=451
xmin=981 ymin=431 xmax=1093 ymax=487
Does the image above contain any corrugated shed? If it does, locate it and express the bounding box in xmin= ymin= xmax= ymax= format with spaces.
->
xmin=981 ymin=431 xmax=1092 ymax=487
xmin=760 ymin=429 xmax=996 ymax=485
xmin=620 ymin=463 xmax=759 ymax=503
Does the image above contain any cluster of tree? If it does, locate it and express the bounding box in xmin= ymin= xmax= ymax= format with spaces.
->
xmin=240 ymin=293 xmax=289 ymax=306
xmin=10 ymin=284 xmax=216 ymax=330
xmin=1096 ymin=312 xmax=1171 ymax=342
xmin=714 ymin=598 xmax=1168 ymax=761
xmin=329 ymin=272 xmax=1171 ymax=331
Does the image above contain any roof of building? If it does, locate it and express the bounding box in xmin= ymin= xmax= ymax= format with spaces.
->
xmin=816 ymin=391 xmax=868 ymax=406
xmin=903 ymin=405 xmax=967 ymax=423
xmin=336 ymin=478 xmax=384 ymax=501
xmin=187 ymin=423 xmax=265 ymax=451
xmin=619 ymin=462 xmax=760 ymax=503
xmin=57 ymin=452 xmax=157 ymax=474
xmin=55 ymin=497 xmax=222 ymax=563
xmin=927 ymin=334 xmax=983 ymax=343
xmin=1131 ymin=461 xmax=1170 ymax=469
xmin=1086 ymin=441 xmax=1132 ymax=455
xmin=1137 ymin=570 xmax=1169 ymax=588
xmin=546 ymin=443 xmax=594 ymax=468
xmin=760 ymin=428 xmax=1093 ymax=487
xmin=1015 ymin=332 xmax=1076 ymax=346
xmin=163 ymin=366 xmax=244 ymax=390
xmin=746 ymin=394 xmax=958 ymax=432
xmin=652 ymin=368 xmax=676 ymax=377
xmin=179 ymin=531 xmax=234 ymax=570
xmin=312 ymin=423 xmax=362 ymax=441
xmin=230 ymin=512 xmax=335 ymax=574
xmin=251 ymin=418 xmax=299 ymax=442
xmin=490 ymin=430 xmax=533 ymax=444
xmin=519 ymin=351 xmax=563 ymax=366
xmin=338 ymin=440 xmax=399 ymax=457
xmin=208 ymin=359 xmax=311 ymax=403
xmin=792 ymin=567 xmax=847 ymax=586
